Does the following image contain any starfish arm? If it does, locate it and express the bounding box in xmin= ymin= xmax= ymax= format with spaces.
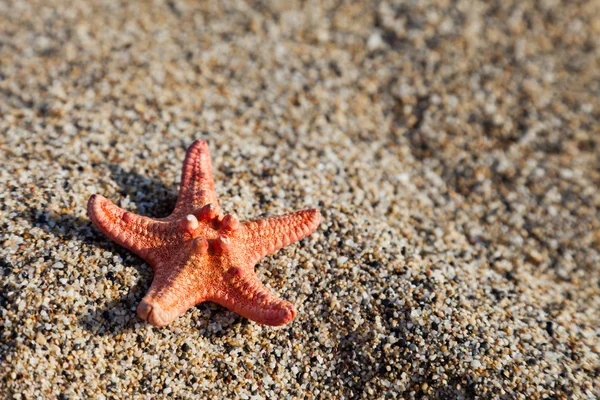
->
xmin=213 ymin=267 xmax=298 ymax=326
xmin=136 ymin=253 xmax=206 ymax=327
xmin=241 ymin=209 xmax=321 ymax=263
xmin=87 ymin=194 xmax=177 ymax=259
xmin=171 ymin=140 xmax=219 ymax=218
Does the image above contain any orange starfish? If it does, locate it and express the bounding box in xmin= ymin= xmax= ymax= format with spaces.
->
xmin=87 ymin=140 xmax=321 ymax=327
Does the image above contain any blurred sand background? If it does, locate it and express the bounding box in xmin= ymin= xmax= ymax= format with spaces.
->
xmin=0 ymin=0 xmax=599 ymax=398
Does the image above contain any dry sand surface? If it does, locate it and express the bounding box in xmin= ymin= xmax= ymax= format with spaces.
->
xmin=1 ymin=0 xmax=599 ymax=398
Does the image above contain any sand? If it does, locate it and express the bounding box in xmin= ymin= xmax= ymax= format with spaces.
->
xmin=0 ymin=0 xmax=599 ymax=398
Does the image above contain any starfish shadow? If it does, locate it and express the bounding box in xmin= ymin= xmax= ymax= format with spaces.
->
xmin=104 ymin=164 xmax=178 ymax=219
xmin=76 ymin=273 xmax=147 ymax=337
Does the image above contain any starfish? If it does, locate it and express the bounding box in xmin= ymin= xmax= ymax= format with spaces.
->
xmin=87 ymin=140 xmax=321 ymax=327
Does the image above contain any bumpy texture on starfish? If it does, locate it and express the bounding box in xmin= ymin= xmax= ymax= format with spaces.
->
xmin=87 ymin=140 xmax=321 ymax=326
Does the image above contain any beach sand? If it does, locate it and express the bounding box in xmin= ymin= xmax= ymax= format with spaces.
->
xmin=0 ymin=0 xmax=599 ymax=398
